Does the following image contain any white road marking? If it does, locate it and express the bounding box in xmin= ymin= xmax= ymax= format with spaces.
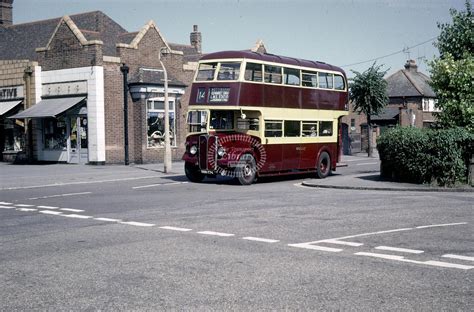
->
xmin=355 ymin=252 xmax=473 ymax=270
xmin=319 ymin=239 xmax=363 ymax=247
xmin=37 ymin=205 xmax=58 ymax=209
xmin=15 ymin=204 xmax=35 ymax=207
xmin=39 ymin=210 xmax=62 ymax=215
xmin=16 ymin=208 xmax=38 ymax=212
xmin=0 ymin=202 xmax=13 ymax=205
xmin=61 ymin=214 xmax=93 ymax=219
xmin=119 ymin=221 xmax=155 ymax=227
xmin=197 ymin=231 xmax=235 ymax=237
xmin=442 ymin=254 xmax=474 ymax=262
xmin=375 ymin=246 xmax=424 ymax=254
xmin=159 ymin=226 xmax=193 ymax=232
xmin=132 ymin=181 xmax=188 ymax=189
xmin=288 ymin=243 xmax=343 ymax=252
xmin=94 ymin=217 xmax=122 ymax=222
xmin=416 ymin=222 xmax=467 ymax=229
xmin=59 ymin=208 xmax=85 ymax=212
xmin=28 ymin=192 xmax=92 ymax=200
xmin=242 ymin=237 xmax=280 ymax=243
xmin=0 ymin=205 xmax=15 ymax=209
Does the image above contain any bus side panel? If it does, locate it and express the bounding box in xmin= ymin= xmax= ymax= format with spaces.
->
xmin=301 ymin=88 xmax=318 ymax=109
xmin=239 ymin=82 xmax=263 ymax=107
xmin=318 ymin=90 xmax=340 ymax=110
xmin=282 ymin=143 xmax=300 ymax=171
xmin=259 ymin=144 xmax=282 ymax=173
xmin=283 ymin=86 xmax=301 ymax=109
xmin=299 ymin=143 xmax=337 ymax=171
xmin=264 ymin=85 xmax=298 ymax=109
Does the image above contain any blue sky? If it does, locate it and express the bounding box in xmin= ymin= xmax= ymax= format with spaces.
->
xmin=13 ymin=0 xmax=466 ymax=77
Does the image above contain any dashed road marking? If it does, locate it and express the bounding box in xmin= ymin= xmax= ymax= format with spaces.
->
xmin=15 ymin=204 xmax=35 ymax=207
xmin=94 ymin=217 xmax=122 ymax=222
xmin=39 ymin=210 xmax=62 ymax=215
xmin=61 ymin=214 xmax=93 ymax=219
xmin=288 ymin=243 xmax=343 ymax=252
xmin=132 ymin=182 xmax=188 ymax=189
xmin=0 ymin=205 xmax=15 ymax=209
xmin=197 ymin=231 xmax=235 ymax=237
xmin=375 ymin=246 xmax=424 ymax=254
xmin=60 ymin=208 xmax=85 ymax=212
xmin=442 ymin=254 xmax=474 ymax=262
xmin=242 ymin=237 xmax=280 ymax=243
xmin=28 ymin=192 xmax=92 ymax=200
xmin=16 ymin=208 xmax=38 ymax=212
xmin=37 ymin=205 xmax=58 ymax=209
xmin=0 ymin=202 xmax=13 ymax=205
xmin=160 ymin=226 xmax=193 ymax=232
xmin=355 ymin=252 xmax=473 ymax=270
xmin=319 ymin=239 xmax=363 ymax=247
xmin=120 ymin=221 xmax=155 ymax=227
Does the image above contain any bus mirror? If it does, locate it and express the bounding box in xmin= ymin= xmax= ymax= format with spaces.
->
xmin=240 ymin=108 xmax=246 ymax=120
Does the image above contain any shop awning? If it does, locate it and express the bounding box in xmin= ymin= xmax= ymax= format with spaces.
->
xmin=9 ymin=97 xmax=85 ymax=119
xmin=0 ymin=100 xmax=22 ymax=116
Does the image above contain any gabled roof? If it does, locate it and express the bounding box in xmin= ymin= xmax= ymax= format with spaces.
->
xmin=0 ymin=11 xmax=127 ymax=60
xmin=129 ymin=67 xmax=186 ymax=88
xmin=385 ymin=60 xmax=436 ymax=98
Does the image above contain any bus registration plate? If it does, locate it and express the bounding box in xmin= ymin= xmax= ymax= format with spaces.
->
xmin=209 ymin=88 xmax=230 ymax=103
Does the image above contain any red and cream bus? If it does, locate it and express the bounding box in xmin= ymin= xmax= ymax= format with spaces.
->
xmin=182 ymin=50 xmax=348 ymax=185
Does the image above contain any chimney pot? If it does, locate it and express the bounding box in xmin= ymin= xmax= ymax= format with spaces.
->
xmin=0 ymin=0 xmax=14 ymax=26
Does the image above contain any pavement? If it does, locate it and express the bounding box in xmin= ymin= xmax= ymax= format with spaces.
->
xmin=1 ymin=157 xmax=472 ymax=192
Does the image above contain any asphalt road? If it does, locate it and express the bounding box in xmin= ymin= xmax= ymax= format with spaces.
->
xmin=0 ymin=157 xmax=473 ymax=311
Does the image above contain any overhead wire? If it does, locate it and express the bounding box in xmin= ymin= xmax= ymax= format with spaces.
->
xmin=341 ymin=36 xmax=437 ymax=68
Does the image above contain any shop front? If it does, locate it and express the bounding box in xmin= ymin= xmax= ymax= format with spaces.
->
xmin=10 ymin=96 xmax=89 ymax=164
xmin=0 ymin=85 xmax=26 ymax=162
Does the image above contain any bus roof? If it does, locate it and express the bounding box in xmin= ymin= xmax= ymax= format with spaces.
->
xmin=200 ymin=50 xmax=345 ymax=75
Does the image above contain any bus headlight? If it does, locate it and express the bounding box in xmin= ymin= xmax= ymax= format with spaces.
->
xmin=217 ymin=146 xmax=226 ymax=157
xmin=190 ymin=145 xmax=198 ymax=155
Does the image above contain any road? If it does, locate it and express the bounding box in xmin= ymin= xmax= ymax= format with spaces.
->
xmin=0 ymin=156 xmax=473 ymax=311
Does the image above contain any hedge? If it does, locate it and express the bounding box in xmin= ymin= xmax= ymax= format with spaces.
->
xmin=377 ymin=127 xmax=473 ymax=186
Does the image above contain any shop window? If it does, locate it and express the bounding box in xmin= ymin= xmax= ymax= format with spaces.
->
xmin=3 ymin=118 xmax=24 ymax=151
xmin=44 ymin=117 xmax=67 ymax=150
xmin=147 ymin=99 xmax=176 ymax=148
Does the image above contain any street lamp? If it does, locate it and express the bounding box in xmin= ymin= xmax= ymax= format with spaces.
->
xmin=158 ymin=47 xmax=172 ymax=173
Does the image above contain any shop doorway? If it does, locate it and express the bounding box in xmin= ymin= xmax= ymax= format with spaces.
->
xmin=69 ymin=116 xmax=88 ymax=164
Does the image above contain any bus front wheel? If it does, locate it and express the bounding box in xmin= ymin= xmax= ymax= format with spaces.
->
xmin=237 ymin=154 xmax=257 ymax=185
xmin=185 ymin=162 xmax=205 ymax=183
xmin=316 ymin=151 xmax=331 ymax=179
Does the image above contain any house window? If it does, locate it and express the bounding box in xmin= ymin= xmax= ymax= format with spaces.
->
xmin=147 ymin=99 xmax=176 ymax=148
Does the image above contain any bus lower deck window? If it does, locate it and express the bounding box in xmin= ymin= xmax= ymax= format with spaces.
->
xmin=265 ymin=120 xmax=283 ymax=137
xmin=319 ymin=121 xmax=333 ymax=136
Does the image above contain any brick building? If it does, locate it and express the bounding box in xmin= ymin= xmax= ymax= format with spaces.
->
xmin=342 ymin=59 xmax=438 ymax=154
xmin=0 ymin=0 xmax=201 ymax=164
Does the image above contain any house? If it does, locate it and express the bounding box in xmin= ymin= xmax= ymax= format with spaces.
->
xmin=0 ymin=0 xmax=201 ymax=164
xmin=342 ymin=59 xmax=438 ymax=154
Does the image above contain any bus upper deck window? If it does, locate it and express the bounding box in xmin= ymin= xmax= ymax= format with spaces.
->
xmin=217 ymin=62 xmax=241 ymax=81
xmin=318 ymin=72 xmax=334 ymax=89
xmin=334 ymin=75 xmax=345 ymax=90
xmin=264 ymin=65 xmax=282 ymax=84
xmin=244 ymin=62 xmax=263 ymax=82
xmin=196 ymin=63 xmax=218 ymax=81
xmin=284 ymin=68 xmax=300 ymax=86
xmin=302 ymin=71 xmax=318 ymax=87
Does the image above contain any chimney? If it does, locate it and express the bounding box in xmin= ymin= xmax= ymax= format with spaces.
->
xmin=404 ymin=59 xmax=418 ymax=72
xmin=0 ymin=0 xmax=13 ymax=26
xmin=190 ymin=25 xmax=202 ymax=54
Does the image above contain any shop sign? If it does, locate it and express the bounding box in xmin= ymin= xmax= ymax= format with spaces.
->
xmin=43 ymin=81 xmax=87 ymax=96
xmin=0 ymin=86 xmax=24 ymax=100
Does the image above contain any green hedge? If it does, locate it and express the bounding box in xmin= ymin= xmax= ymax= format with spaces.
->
xmin=377 ymin=127 xmax=473 ymax=186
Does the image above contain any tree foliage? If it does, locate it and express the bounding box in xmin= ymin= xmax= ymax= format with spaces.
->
xmin=349 ymin=63 xmax=389 ymax=117
xmin=430 ymin=0 xmax=474 ymax=131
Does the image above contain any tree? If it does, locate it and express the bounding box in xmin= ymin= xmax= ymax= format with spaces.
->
xmin=429 ymin=0 xmax=474 ymax=131
xmin=350 ymin=63 xmax=389 ymax=157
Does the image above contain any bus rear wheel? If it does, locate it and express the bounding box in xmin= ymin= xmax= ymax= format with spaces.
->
xmin=236 ymin=154 xmax=257 ymax=185
xmin=185 ymin=162 xmax=205 ymax=183
xmin=316 ymin=151 xmax=331 ymax=179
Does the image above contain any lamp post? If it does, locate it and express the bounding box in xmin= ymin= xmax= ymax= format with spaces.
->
xmin=120 ymin=64 xmax=130 ymax=165
xmin=158 ymin=47 xmax=172 ymax=173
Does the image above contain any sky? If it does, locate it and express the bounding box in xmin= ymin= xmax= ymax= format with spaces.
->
xmin=13 ymin=0 xmax=467 ymax=77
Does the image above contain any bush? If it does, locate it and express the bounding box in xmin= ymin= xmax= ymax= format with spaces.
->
xmin=377 ymin=127 xmax=473 ymax=186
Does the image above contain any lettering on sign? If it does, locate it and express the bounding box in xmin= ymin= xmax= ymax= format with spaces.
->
xmin=209 ymin=87 xmax=230 ymax=103
xmin=0 ymin=86 xmax=24 ymax=100
xmin=43 ymin=81 xmax=87 ymax=96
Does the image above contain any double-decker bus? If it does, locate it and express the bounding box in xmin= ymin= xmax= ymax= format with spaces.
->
xmin=182 ymin=50 xmax=348 ymax=185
